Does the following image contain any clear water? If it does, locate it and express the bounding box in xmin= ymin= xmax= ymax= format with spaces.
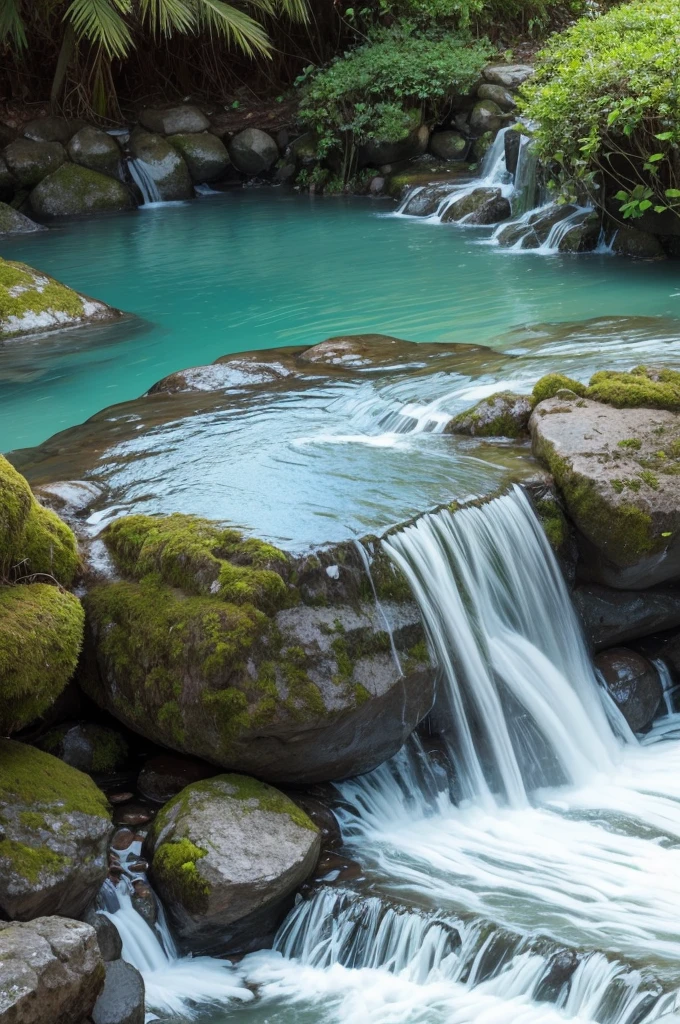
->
xmin=3 ymin=189 xmax=680 ymax=453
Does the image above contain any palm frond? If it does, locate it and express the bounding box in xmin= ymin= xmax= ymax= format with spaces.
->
xmin=139 ymin=0 xmax=196 ymax=37
xmin=245 ymin=0 xmax=308 ymax=22
xmin=0 ymin=0 xmax=27 ymax=50
xmin=66 ymin=0 xmax=133 ymax=59
xmin=193 ymin=0 xmax=271 ymax=55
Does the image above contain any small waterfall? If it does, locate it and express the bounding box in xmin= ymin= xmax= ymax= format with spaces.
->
xmin=127 ymin=158 xmax=162 ymax=206
xmin=511 ymin=134 xmax=541 ymax=215
xmin=382 ymin=486 xmax=625 ymax=807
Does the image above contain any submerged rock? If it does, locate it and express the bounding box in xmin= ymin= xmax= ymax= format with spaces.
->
xmin=594 ymin=647 xmax=662 ymax=731
xmin=0 ymin=201 xmax=45 ymax=235
xmin=147 ymin=774 xmax=320 ymax=954
xmin=81 ymin=513 xmax=434 ymax=784
xmin=67 ymin=127 xmax=123 ymax=181
xmin=139 ymin=105 xmax=210 ymax=136
xmin=128 ymin=131 xmax=193 ymax=201
xmin=0 ymin=740 xmax=112 ymax=920
xmin=92 ymin=959 xmax=144 ymax=1024
xmin=574 ymin=584 xmax=680 ymax=651
xmin=168 ymin=132 xmax=230 ymax=183
xmin=30 ymin=164 xmax=135 ymax=218
xmin=445 ymin=392 xmax=533 ymax=437
xmin=441 ymin=186 xmax=511 ymax=225
xmin=4 ymin=138 xmax=65 ymax=188
xmin=0 ymin=916 xmax=104 ymax=1024
xmin=228 ymin=128 xmax=279 ymax=176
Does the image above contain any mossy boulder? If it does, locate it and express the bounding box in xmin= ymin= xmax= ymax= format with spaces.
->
xmin=82 ymin=513 xmax=434 ymax=784
xmin=139 ymin=105 xmax=210 ymax=136
xmin=168 ymin=132 xmax=230 ymax=183
xmin=0 ymin=201 xmax=45 ymax=235
xmin=38 ymin=723 xmax=128 ymax=775
xmin=445 ymin=391 xmax=533 ymax=438
xmin=128 ymin=131 xmax=193 ymax=200
xmin=67 ymin=127 xmax=123 ymax=181
xmin=532 ymin=374 xmax=588 ymax=404
xmin=469 ymin=100 xmax=504 ymax=135
xmin=29 ymin=164 xmax=135 ymax=218
xmin=22 ymin=116 xmax=85 ymax=144
xmin=530 ymin=394 xmax=680 ymax=588
xmin=359 ymin=123 xmax=429 ymax=168
xmin=611 ymin=225 xmax=666 ymax=260
xmin=0 ymin=258 xmax=122 ymax=339
xmin=429 ymin=131 xmax=468 ymax=161
xmin=4 ymin=139 xmax=65 ymax=188
xmin=441 ymin=186 xmax=511 ymax=225
xmin=228 ymin=128 xmax=279 ymax=176
xmin=0 ymin=739 xmax=112 ymax=920
xmin=147 ymin=774 xmax=320 ymax=954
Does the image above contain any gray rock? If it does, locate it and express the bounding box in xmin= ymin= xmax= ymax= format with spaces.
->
xmin=92 ymin=959 xmax=144 ymax=1024
xmin=478 ymin=83 xmax=516 ymax=111
xmin=128 ymin=131 xmax=193 ymax=200
xmin=23 ymin=116 xmax=85 ymax=144
xmin=504 ymin=130 xmax=521 ymax=175
xmin=359 ymin=124 xmax=429 ymax=168
xmin=0 ymin=201 xmax=45 ymax=235
xmin=483 ymin=64 xmax=535 ymax=89
xmin=4 ymin=139 xmax=65 ymax=188
xmin=167 ymin=132 xmax=230 ymax=183
xmin=530 ymin=397 xmax=680 ymax=588
xmin=0 ymin=916 xmax=104 ymax=1024
xmin=138 ymin=105 xmax=210 ymax=135
xmin=82 ymin=906 xmax=123 ymax=962
xmin=429 ymin=131 xmax=468 ymax=161
xmin=0 ymin=739 xmax=112 ymax=921
xmin=469 ymin=101 xmax=505 ymax=135
xmin=37 ymin=722 xmax=128 ymax=774
xmin=574 ymin=585 xmax=680 ymax=650
xmin=611 ymin=225 xmax=666 ymax=260
xmin=68 ymin=128 xmax=123 ymax=180
xmin=441 ymin=186 xmax=511 ymax=225
xmin=496 ymin=203 xmax=580 ymax=249
xmin=228 ymin=128 xmax=279 ymax=175
xmin=30 ymin=164 xmax=135 ymax=218
xmin=558 ymin=212 xmax=601 ymax=253
xmin=138 ymin=753 xmax=215 ymax=804
xmin=0 ymin=156 xmax=15 ymax=192
xmin=594 ymin=647 xmax=662 ymax=731
xmin=445 ymin=391 xmax=532 ymax=437
xmin=148 ymin=775 xmax=321 ymax=954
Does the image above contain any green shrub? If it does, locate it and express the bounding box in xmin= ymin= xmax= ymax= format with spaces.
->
xmin=351 ymin=0 xmax=606 ymax=36
xmin=521 ymin=0 xmax=680 ymax=221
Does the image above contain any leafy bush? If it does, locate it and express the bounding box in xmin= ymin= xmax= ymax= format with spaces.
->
xmin=521 ymin=0 xmax=680 ymax=222
xmin=298 ymin=23 xmax=492 ymax=179
xmin=348 ymin=0 xmax=604 ymax=36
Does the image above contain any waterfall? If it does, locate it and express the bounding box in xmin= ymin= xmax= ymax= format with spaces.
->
xmin=128 ymin=158 xmax=162 ymax=206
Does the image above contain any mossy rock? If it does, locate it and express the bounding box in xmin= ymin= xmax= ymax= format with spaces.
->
xmin=533 ymin=366 xmax=680 ymax=412
xmin=4 ymin=139 xmax=65 ymax=188
xmin=0 ymin=739 xmax=111 ymax=920
xmin=67 ymin=127 xmax=123 ymax=181
xmin=128 ymin=131 xmax=193 ymax=200
xmin=0 ymin=455 xmax=33 ymax=571
xmin=167 ymin=133 xmax=230 ymax=183
xmin=0 ymin=584 xmax=85 ymax=734
xmin=445 ymin=391 xmax=533 ymax=438
xmin=29 ymin=163 xmax=135 ymax=218
xmin=38 ymin=722 xmax=128 ymax=774
xmin=147 ymin=774 xmax=320 ymax=954
xmin=533 ymin=374 xmax=588 ymax=404
xmin=0 ymin=201 xmax=45 ymax=236
xmin=440 ymin=186 xmax=511 ymax=225
xmin=0 ymin=257 xmax=122 ymax=339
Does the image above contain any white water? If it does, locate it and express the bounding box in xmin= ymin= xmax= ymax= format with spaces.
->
xmin=128 ymin=158 xmax=163 ymax=206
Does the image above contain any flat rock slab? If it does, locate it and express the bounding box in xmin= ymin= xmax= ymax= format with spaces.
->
xmin=531 ymin=397 xmax=680 ymax=588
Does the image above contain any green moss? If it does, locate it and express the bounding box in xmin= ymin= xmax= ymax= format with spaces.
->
xmin=217 ymin=561 xmax=287 ymax=613
xmin=0 ymin=738 xmax=110 ymax=820
xmin=638 ymin=470 xmax=660 ymax=490
xmin=532 ymin=374 xmax=587 ymax=404
xmin=217 ymin=774 xmax=318 ymax=832
xmin=0 ymin=259 xmax=86 ymax=336
xmin=153 ymin=837 xmax=210 ymax=915
xmin=354 ymin=683 xmax=372 ymax=706
xmin=0 ymin=838 xmax=71 ymax=884
xmin=587 ymin=367 xmax=680 ymax=411
xmin=366 ymin=547 xmax=412 ymax=601
xmin=618 ymin=438 xmax=642 ymax=451
xmin=0 ymin=455 xmax=33 ymax=574
xmin=0 ymin=584 xmax=85 ymax=734
xmin=534 ymin=496 xmax=568 ymax=551
xmin=445 ymin=392 xmax=532 ymax=438
xmin=13 ymin=500 xmax=79 ymax=586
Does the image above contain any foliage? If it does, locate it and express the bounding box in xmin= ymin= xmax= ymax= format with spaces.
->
xmin=297 ymin=23 xmax=492 ymax=179
xmin=521 ymin=0 xmax=680 ymax=222
xmin=345 ymin=0 xmax=605 ymax=37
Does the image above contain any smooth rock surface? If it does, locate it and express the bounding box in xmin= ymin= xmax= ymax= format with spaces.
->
xmin=168 ymin=132 xmax=230 ymax=183
xmin=38 ymin=722 xmax=128 ymax=774
xmin=445 ymin=392 xmax=532 ymax=437
xmin=228 ymin=128 xmax=279 ymax=175
xmin=594 ymin=647 xmax=662 ymax=731
xmin=0 ymin=916 xmax=104 ymax=1024
xmin=573 ymin=585 xmax=680 ymax=650
xmin=22 ymin=116 xmax=84 ymax=144
xmin=0 ymin=202 xmax=45 ymax=235
xmin=4 ymin=139 xmax=65 ymax=188
xmin=469 ymin=100 xmax=504 ymax=135
xmin=128 ymin=131 xmax=193 ymax=201
xmin=139 ymin=105 xmax=210 ymax=136
xmin=429 ymin=131 xmax=468 ymax=161
xmin=359 ymin=124 xmax=429 ymax=168
xmin=68 ymin=127 xmax=123 ymax=180
xmin=92 ymin=958 xmax=144 ymax=1024
xmin=29 ymin=164 xmax=134 ymax=218
xmin=441 ymin=186 xmax=511 ymax=225
xmin=478 ymin=82 xmax=516 ymax=111
xmin=138 ymin=754 xmax=215 ymax=804
xmin=82 ymin=905 xmax=123 ymax=962
xmin=483 ymin=64 xmax=535 ymax=89
xmin=611 ymin=226 xmax=666 ymax=260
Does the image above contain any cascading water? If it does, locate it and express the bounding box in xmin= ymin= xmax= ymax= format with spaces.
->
xmin=127 ymin=158 xmax=163 ymax=206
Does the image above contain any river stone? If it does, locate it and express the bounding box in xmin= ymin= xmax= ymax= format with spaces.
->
xmin=594 ymin=647 xmax=662 ymax=731
xmin=148 ymin=356 xmax=294 ymax=394
xmin=429 ymin=131 xmax=468 ymax=161
xmin=0 ymin=917 xmax=104 ymax=1024
xmin=4 ymin=139 xmax=65 ymax=188
xmin=91 ymin=959 xmax=144 ymax=1024
xmin=138 ymin=754 xmax=215 ymax=803
xmin=445 ymin=392 xmax=533 ymax=437
xmin=228 ymin=128 xmax=279 ymax=175
xmin=359 ymin=124 xmax=429 ymax=168
xmin=23 ymin=116 xmax=85 ymax=144
xmin=469 ymin=101 xmax=504 ymax=135
xmin=505 ymin=130 xmax=521 ymax=175
xmin=139 ymin=105 xmax=210 ymax=136
xmin=530 ymin=397 xmax=680 ymax=588
xmin=68 ymin=127 xmax=123 ymax=180
xmin=611 ymin=226 xmax=666 ymax=260
xmin=478 ymin=83 xmax=516 ymax=111
xmin=496 ymin=203 xmax=581 ymax=249
xmin=573 ymin=585 xmax=680 ymax=651
xmin=483 ymin=64 xmax=535 ymax=89
xmin=81 ymin=513 xmax=434 ymax=784
xmin=147 ymin=775 xmax=321 ymax=954
xmin=82 ymin=905 xmax=123 ymax=961
xmin=441 ymin=186 xmax=511 ymax=225
xmin=30 ymin=164 xmax=135 ymax=218
xmin=0 ymin=201 xmax=45 ymax=234
xmin=128 ymin=131 xmax=193 ymax=200
xmin=168 ymin=132 xmax=230 ymax=183
xmin=37 ymin=722 xmax=128 ymax=774
xmin=558 ymin=212 xmax=601 ymax=253
xmin=0 ymin=740 xmax=112 ymax=920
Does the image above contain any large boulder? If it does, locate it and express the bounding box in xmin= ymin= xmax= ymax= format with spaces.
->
xmin=611 ymin=225 xmax=665 ymax=260
xmin=483 ymin=64 xmax=535 ymax=89
xmin=147 ymin=774 xmax=320 ymax=954
xmin=445 ymin=392 xmax=532 ymax=437
xmin=429 ymin=131 xmax=468 ymax=161
xmin=139 ymin=105 xmax=210 ymax=136
xmin=0 ymin=202 xmax=45 ymax=235
xmin=81 ymin=513 xmax=434 ymax=784
xmin=68 ymin=127 xmax=123 ymax=181
xmin=128 ymin=131 xmax=193 ymax=200
xmin=594 ymin=647 xmax=662 ymax=732
xmin=228 ymin=128 xmax=279 ymax=176
xmin=168 ymin=132 xmax=230 ymax=183
xmin=0 ymin=740 xmax=112 ymax=920
xmin=441 ymin=186 xmax=511 ymax=225
xmin=0 ymin=916 xmax=104 ymax=1024
xmin=496 ymin=203 xmax=580 ymax=249
xmin=0 ymin=257 xmax=122 ymax=338
xmin=30 ymin=164 xmax=135 ymax=218
xmin=23 ymin=116 xmax=85 ymax=144
xmin=530 ymin=386 xmax=680 ymax=588
xmin=359 ymin=124 xmax=429 ymax=168
xmin=92 ymin=959 xmax=144 ymax=1024
xmin=478 ymin=83 xmax=516 ymax=111
xmin=469 ymin=101 xmax=504 ymax=135
xmin=4 ymin=139 xmax=65 ymax=188
xmin=556 ymin=212 xmax=601 ymax=254
xmin=574 ymin=585 xmax=680 ymax=651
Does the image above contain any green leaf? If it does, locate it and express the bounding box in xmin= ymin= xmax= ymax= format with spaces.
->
xmin=0 ymin=0 xmax=27 ymax=49
xmin=665 ymin=188 xmax=680 ymax=197
xmin=647 ymin=153 xmax=664 ymax=163
xmin=65 ymin=0 xmax=133 ymax=59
